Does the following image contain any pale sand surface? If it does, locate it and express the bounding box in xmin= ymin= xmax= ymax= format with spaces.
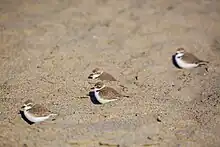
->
xmin=0 ymin=0 xmax=220 ymax=147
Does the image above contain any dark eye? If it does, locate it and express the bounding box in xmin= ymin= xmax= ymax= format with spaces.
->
xmin=27 ymin=104 xmax=33 ymax=107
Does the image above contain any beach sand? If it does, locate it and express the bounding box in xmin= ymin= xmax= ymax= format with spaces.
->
xmin=0 ymin=0 xmax=220 ymax=146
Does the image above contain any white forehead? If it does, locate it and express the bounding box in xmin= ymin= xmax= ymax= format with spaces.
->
xmin=176 ymin=48 xmax=185 ymax=52
xmin=91 ymin=74 xmax=100 ymax=79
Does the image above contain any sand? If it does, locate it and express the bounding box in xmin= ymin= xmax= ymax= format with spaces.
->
xmin=0 ymin=0 xmax=220 ymax=147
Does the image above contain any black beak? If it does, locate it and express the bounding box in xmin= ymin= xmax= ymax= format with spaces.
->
xmin=21 ymin=106 xmax=25 ymax=109
xmin=90 ymin=87 xmax=95 ymax=90
xmin=88 ymin=74 xmax=93 ymax=79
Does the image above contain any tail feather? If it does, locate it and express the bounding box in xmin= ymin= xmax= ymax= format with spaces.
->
xmin=198 ymin=60 xmax=209 ymax=67
xmin=199 ymin=60 xmax=209 ymax=64
xmin=198 ymin=63 xmax=209 ymax=66
xmin=198 ymin=62 xmax=209 ymax=72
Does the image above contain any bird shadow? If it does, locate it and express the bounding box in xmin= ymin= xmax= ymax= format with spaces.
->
xmin=88 ymin=75 xmax=93 ymax=79
xmin=172 ymin=54 xmax=182 ymax=69
xmin=19 ymin=111 xmax=34 ymax=125
xmin=89 ymin=91 xmax=102 ymax=105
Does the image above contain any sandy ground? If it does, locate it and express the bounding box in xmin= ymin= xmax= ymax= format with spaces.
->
xmin=0 ymin=0 xmax=220 ymax=147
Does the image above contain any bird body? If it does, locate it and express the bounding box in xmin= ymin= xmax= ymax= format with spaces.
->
xmin=20 ymin=100 xmax=57 ymax=123
xmin=98 ymin=72 xmax=117 ymax=81
xmin=94 ymin=87 xmax=118 ymax=104
xmin=174 ymin=48 xmax=209 ymax=69
xmin=88 ymin=68 xmax=117 ymax=81
xmin=23 ymin=109 xmax=52 ymax=123
xmin=91 ymin=82 xmax=129 ymax=104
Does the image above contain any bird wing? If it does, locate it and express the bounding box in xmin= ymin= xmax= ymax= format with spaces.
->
xmin=99 ymin=87 xmax=120 ymax=100
xmin=99 ymin=72 xmax=117 ymax=81
xmin=182 ymin=52 xmax=203 ymax=64
xmin=28 ymin=104 xmax=52 ymax=117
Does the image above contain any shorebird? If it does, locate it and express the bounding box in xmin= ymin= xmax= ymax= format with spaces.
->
xmin=173 ymin=48 xmax=209 ymax=70
xmin=20 ymin=100 xmax=57 ymax=124
xmin=88 ymin=68 xmax=117 ymax=81
xmin=90 ymin=82 xmax=129 ymax=104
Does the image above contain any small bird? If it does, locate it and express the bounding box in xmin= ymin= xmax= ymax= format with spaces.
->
xmin=173 ymin=48 xmax=209 ymax=70
xmin=20 ymin=100 xmax=57 ymax=124
xmin=88 ymin=68 xmax=117 ymax=81
xmin=91 ymin=82 xmax=129 ymax=104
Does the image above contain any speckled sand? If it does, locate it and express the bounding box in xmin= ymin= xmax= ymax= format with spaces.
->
xmin=0 ymin=0 xmax=220 ymax=147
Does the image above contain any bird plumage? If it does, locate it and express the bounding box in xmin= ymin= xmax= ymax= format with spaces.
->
xmin=174 ymin=48 xmax=209 ymax=69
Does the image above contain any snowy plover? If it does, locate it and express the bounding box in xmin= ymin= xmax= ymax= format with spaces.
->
xmin=90 ymin=82 xmax=129 ymax=104
xmin=20 ymin=100 xmax=57 ymax=124
xmin=173 ymin=48 xmax=209 ymax=70
xmin=88 ymin=68 xmax=117 ymax=81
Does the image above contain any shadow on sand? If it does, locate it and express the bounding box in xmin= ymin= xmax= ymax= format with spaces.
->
xmin=88 ymin=91 xmax=102 ymax=105
xmin=19 ymin=111 xmax=34 ymax=125
xmin=172 ymin=54 xmax=182 ymax=69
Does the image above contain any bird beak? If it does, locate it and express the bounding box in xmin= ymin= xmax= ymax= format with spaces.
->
xmin=20 ymin=106 xmax=26 ymax=112
xmin=88 ymin=74 xmax=93 ymax=79
xmin=90 ymin=87 xmax=95 ymax=90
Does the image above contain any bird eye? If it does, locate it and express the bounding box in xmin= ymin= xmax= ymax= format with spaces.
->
xmin=27 ymin=103 xmax=33 ymax=107
xmin=95 ymin=85 xmax=100 ymax=88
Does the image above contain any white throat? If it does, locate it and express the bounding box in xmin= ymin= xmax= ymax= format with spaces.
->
xmin=175 ymin=52 xmax=184 ymax=58
xmin=92 ymin=74 xmax=99 ymax=79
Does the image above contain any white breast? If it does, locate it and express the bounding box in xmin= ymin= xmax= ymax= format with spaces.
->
xmin=94 ymin=91 xmax=117 ymax=104
xmin=24 ymin=110 xmax=50 ymax=123
xmin=175 ymin=56 xmax=198 ymax=69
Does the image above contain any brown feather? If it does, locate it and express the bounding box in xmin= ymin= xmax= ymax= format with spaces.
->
xmin=28 ymin=104 xmax=52 ymax=117
xmin=98 ymin=72 xmax=117 ymax=81
xmin=182 ymin=52 xmax=208 ymax=64
xmin=92 ymin=68 xmax=100 ymax=73
xmin=99 ymin=87 xmax=122 ymax=100
xmin=24 ymin=99 xmax=33 ymax=105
